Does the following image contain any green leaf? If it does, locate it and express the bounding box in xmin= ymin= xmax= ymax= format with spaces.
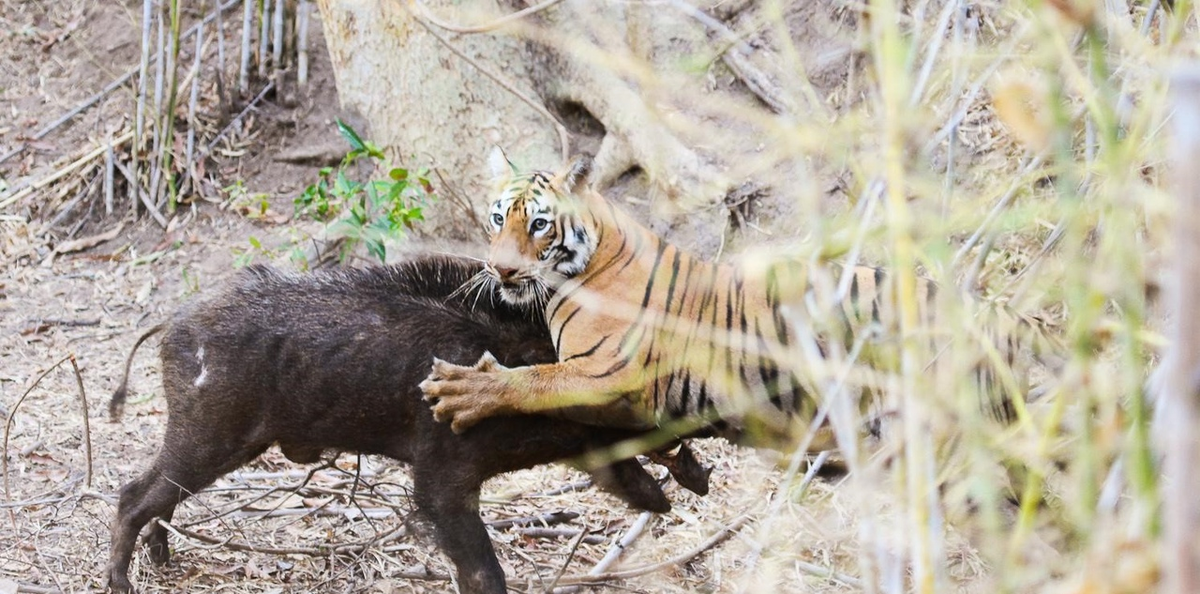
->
xmin=389 ymin=168 xmax=409 ymax=181
xmin=336 ymin=119 xmax=367 ymax=152
xmin=248 ymin=236 xmax=262 ymax=249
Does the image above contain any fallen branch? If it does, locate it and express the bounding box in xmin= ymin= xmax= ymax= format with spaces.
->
xmin=554 ymin=513 xmax=750 ymax=587
xmin=0 ymin=131 xmax=134 ymax=211
xmin=487 ymin=510 xmax=578 ymax=530
xmin=670 ymin=0 xmax=794 ymax=115
xmin=513 ymin=527 xmax=604 ymax=544
xmin=158 ymin=519 xmax=428 ymax=565
xmin=13 ymin=582 xmax=60 ymax=594
xmin=556 ymin=511 xmax=654 ymax=592
xmin=794 ymin=559 xmax=862 ymax=588
xmin=19 ymin=318 xmax=102 ymax=336
xmin=51 ymin=222 xmax=126 ymax=256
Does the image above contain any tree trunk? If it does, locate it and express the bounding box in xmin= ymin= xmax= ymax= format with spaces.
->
xmin=314 ymin=0 xmax=857 ymax=240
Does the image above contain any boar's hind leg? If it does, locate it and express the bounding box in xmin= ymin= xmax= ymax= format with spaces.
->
xmin=588 ymin=458 xmax=671 ymax=513
xmin=411 ymin=466 xmax=504 ymax=594
xmin=108 ymin=437 xmax=268 ymax=593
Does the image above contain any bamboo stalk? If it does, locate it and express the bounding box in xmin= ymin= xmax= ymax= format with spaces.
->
xmin=104 ymin=138 xmax=114 ymax=215
xmin=1162 ymin=64 xmax=1200 ymax=594
xmin=258 ymin=0 xmax=271 ymax=78
xmin=185 ymin=15 xmax=205 ymax=196
xmin=214 ymin=0 xmax=227 ymax=80
xmin=239 ymin=0 xmax=253 ymax=92
xmin=297 ymin=0 xmax=310 ymax=87
xmin=148 ymin=8 xmax=166 ymax=210
xmin=872 ymin=0 xmax=938 ymax=592
xmin=271 ymin=0 xmax=284 ymax=78
xmin=160 ymin=0 xmax=183 ymax=212
xmin=133 ymin=0 xmax=154 ymax=215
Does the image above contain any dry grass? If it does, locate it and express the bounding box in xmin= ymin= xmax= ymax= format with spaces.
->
xmin=1 ymin=0 xmax=1198 ymax=592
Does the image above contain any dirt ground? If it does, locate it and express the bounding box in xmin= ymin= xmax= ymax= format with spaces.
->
xmin=0 ymin=1 xmax=876 ymax=593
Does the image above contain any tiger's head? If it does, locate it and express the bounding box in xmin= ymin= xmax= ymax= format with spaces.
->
xmin=483 ymin=148 xmax=598 ymax=306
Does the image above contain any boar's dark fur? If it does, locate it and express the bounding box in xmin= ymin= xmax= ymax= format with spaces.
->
xmin=106 ymin=254 xmax=709 ymax=594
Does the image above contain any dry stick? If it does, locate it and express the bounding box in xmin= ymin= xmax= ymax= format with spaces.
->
xmin=112 ymin=153 xmax=170 ymax=227
xmin=515 ymin=527 xmax=604 ymax=544
xmin=239 ymin=0 xmax=254 ymax=92
xmin=546 ymin=526 xmax=591 ymax=592
xmin=2 ymin=355 xmax=73 ymax=508
xmin=0 ymin=131 xmax=135 ymax=211
xmin=258 ymin=0 xmax=271 ymax=78
xmin=296 ymin=0 xmax=310 ymax=86
xmin=67 ymin=356 xmax=93 ymax=488
xmin=156 ymin=519 xmax=433 ymax=568
xmin=408 ymin=13 xmax=570 ymax=162
xmin=206 ymin=80 xmax=274 ymax=153
xmin=908 ymin=0 xmax=958 ymax=107
xmin=104 ymin=138 xmax=114 ymax=215
xmin=668 ymin=0 xmax=792 ymax=115
xmin=1163 ymin=64 xmax=1200 ymax=594
xmin=487 ymin=510 xmax=578 ymax=530
xmin=794 ymin=559 xmax=862 ymax=588
xmin=555 ymin=513 xmax=750 ymax=586
xmin=409 ymin=0 xmax=565 ymax=34
xmin=11 ymin=582 xmax=59 ymax=594
xmin=585 ymin=511 xmax=652 ymax=577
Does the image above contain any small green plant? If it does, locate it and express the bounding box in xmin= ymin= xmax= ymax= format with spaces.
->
xmin=295 ymin=120 xmax=434 ymax=262
xmin=231 ymin=235 xmax=274 ymax=268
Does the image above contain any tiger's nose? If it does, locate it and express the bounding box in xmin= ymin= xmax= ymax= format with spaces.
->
xmin=494 ymin=265 xmax=519 ymax=280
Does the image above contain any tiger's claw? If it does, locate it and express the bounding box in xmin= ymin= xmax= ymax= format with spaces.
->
xmin=421 ymin=353 xmax=512 ymax=433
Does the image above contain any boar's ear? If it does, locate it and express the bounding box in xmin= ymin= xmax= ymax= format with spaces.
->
xmin=488 ymin=146 xmax=517 ymax=182
xmin=553 ymin=154 xmax=593 ymax=195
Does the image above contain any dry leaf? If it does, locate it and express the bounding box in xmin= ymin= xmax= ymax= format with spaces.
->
xmin=992 ymin=79 xmax=1050 ymax=152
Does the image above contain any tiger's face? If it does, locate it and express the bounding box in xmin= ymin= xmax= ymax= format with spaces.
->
xmin=484 ymin=150 xmax=597 ymax=306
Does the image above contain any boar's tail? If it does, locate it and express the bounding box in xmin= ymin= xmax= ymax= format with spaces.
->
xmin=109 ymin=324 xmax=166 ymax=422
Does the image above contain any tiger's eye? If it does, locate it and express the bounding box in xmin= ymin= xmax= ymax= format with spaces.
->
xmin=531 ymin=219 xmax=548 ymax=232
xmin=491 ymin=213 xmax=504 ymax=226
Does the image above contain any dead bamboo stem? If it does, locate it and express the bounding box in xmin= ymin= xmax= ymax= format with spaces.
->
xmin=297 ymin=0 xmax=310 ymax=86
xmin=185 ymin=16 xmax=205 ymax=198
xmin=160 ymin=0 xmax=183 ymax=212
xmin=239 ymin=0 xmax=254 ymax=92
xmin=271 ymin=0 xmax=284 ymax=78
xmin=104 ymin=138 xmax=114 ymax=215
xmin=258 ymin=0 xmax=271 ymax=78
xmin=133 ymin=0 xmax=153 ymax=215
xmin=148 ymin=8 xmax=166 ymax=210
xmin=1162 ymin=64 xmax=1200 ymax=594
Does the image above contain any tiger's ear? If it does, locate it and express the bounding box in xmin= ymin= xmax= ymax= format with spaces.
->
xmin=488 ymin=146 xmax=517 ymax=182
xmin=554 ymin=154 xmax=593 ymax=194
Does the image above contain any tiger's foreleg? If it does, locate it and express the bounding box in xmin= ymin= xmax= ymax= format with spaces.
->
xmin=420 ymin=352 xmax=650 ymax=434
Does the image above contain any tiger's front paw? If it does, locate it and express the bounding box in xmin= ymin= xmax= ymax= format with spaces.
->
xmin=420 ymin=352 xmax=511 ymax=434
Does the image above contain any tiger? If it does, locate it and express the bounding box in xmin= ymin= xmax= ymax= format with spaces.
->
xmin=420 ymin=149 xmax=1057 ymax=451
